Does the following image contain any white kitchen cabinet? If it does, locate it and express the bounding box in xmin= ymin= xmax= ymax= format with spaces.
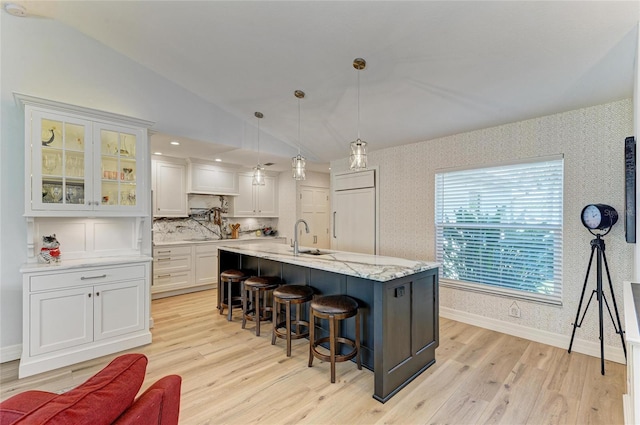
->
xmin=20 ymin=261 xmax=151 ymax=378
xmin=152 ymin=158 xmax=188 ymax=217
xmin=188 ymin=161 xmax=239 ymax=195
xmin=234 ymin=172 xmax=278 ymax=217
xmin=152 ymin=245 xmax=193 ymax=297
xmin=332 ymin=170 xmax=376 ymax=254
xmin=17 ymin=94 xmax=152 ymax=217
xmin=194 ymin=244 xmax=218 ymax=288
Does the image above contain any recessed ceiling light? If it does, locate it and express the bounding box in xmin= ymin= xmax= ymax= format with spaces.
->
xmin=170 ymin=140 xmax=180 ymax=146
xmin=153 ymin=152 xmax=163 ymax=155
xmin=4 ymin=3 xmax=27 ymax=17
xmin=214 ymin=158 xmax=222 ymax=162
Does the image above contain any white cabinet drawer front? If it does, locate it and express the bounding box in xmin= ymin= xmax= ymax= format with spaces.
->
xmin=152 ymin=271 xmax=191 ymax=293
xmin=154 ymin=255 xmax=190 ymax=273
xmin=195 ymin=243 xmax=221 ymax=254
xmin=154 ymin=245 xmax=192 ymax=257
xmin=30 ymin=265 xmax=146 ymax=292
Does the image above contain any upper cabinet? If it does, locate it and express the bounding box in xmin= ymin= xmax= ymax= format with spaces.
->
xmin=152 ymin=157 xmax=188 ymax=217
xmin=18 ymin=94 xmax=153 ymax=217
xmin=188 ymin=161 xmax=239 ymax=196
xmin=233 ymin=172 xmax=278 ymax=217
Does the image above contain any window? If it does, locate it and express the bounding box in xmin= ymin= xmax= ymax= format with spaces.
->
xmin=435 ymin=156 xmax=563 ymax=304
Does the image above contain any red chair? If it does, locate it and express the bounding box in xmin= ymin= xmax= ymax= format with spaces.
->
xmin=0 ymin=353 xmax=181 ymax=425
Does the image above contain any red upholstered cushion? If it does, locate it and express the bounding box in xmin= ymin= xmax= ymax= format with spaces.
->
xmin=0 ymin=390 xmax=57 ymax=424
xmin=12 ymin=354 xmax=148 ymax=425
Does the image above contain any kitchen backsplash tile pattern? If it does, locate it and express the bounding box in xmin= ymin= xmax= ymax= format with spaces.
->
xmin=331 ymin=99 xmax=633 ymax=350
xmin=153 ymin=216 xmax=278 ymax=243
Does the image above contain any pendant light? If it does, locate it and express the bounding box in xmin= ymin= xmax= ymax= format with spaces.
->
xmin=252 ymin=111 xmax=265 ymax=186
xmin=292 ymin=89 xmax=306 ymax=180
xmin=350 ymin=57 xmax=367 ymax=170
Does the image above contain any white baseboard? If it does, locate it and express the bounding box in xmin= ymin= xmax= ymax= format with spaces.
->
xmin=440 ymin=306 xmax=626 ymax=365
xmin=0 ymin=344 xmax=22 ymax=363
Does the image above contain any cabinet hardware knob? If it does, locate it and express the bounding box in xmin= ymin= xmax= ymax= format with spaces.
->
xmin=80 ymin=274 xmax=107 ymax=280
xmin=88 ymin=293 xmax=92 ymax=298
xmin=95 ymin=292 xmax=100 ymax=296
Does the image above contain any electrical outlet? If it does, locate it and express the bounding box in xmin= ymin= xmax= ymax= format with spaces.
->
xmin=509 ymin=301 xmax=521 ymax=318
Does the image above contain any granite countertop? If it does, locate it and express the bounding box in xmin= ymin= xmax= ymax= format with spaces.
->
xmin=154 ymin=236 xmax=285 ymax=246
xmin=21 ymin=255 xmax=153 ymax=273
xmin=218 ymin=242 xmax=439 ymax=282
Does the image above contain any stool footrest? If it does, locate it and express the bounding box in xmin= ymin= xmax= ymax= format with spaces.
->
xmin=273 ymin=321 xmax=309 ymax=340
xmin=310 ymin=336 xmax=358 ymax=363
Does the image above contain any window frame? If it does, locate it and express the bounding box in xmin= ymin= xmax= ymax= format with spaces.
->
xmin=434 ymin=155 xmax=564 ymax=306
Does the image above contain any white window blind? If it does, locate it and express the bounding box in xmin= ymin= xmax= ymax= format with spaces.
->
xmin=435 ymin=157 xmax=563 ymax=304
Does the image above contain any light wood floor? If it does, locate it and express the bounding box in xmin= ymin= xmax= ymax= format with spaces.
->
xmin=0 ymin=289 xmax=626 ymax=424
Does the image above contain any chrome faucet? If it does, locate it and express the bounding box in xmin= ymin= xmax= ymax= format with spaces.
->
xmin=293 ymin=219 xmax=310 ymax=256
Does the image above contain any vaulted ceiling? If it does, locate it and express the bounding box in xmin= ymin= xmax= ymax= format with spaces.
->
xmin=12 ymin=1 xmax=640 ymax=171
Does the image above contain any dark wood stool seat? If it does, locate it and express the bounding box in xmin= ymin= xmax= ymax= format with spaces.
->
xmin=271 ymin=285 xmax=315 ymax=356
xmin=308 ymin=295 xmax=361 ymax=383
xmin=242 ymin=276 xmax=280 ymax=336
xmin=219 ymin=269 xmax=247 ymax=321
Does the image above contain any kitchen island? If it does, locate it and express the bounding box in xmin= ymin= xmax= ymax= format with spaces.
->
xmin=218 ymin=242 xmax=439 ymax=402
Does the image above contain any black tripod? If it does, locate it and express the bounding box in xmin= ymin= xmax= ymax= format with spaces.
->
xmin=568 ymin=233 xmax=626 ymax=375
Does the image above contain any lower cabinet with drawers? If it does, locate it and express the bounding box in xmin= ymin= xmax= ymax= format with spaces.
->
xmin=19 ymin=259 xmax=152 ymax=378
xmin=152 ymin=238 xmax=286 ymax=299
xmin=152 ymin=244 xmax=194 ymax=297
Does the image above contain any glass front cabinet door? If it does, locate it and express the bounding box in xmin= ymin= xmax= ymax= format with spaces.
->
xmin=95 ymin=124 xmax=142 ymax=212
xmin=27 ymin=108 xmax=146 ymax=216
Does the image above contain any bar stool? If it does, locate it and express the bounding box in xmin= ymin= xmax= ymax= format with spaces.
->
xmin=308 ymin=295 xmax=361 ymax=383
xmin=242 ymin=276 xmax=280 ymax=336
xmin=271 ymin=285 xmax=315 ymax=356
xmin=219 ymin=269 xmax=247 ymax=321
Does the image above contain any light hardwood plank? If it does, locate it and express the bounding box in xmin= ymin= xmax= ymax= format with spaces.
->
xmin=0 ymin=289 xmax=626 ymax=424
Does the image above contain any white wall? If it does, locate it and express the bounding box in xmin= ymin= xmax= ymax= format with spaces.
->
xmin=332 ymin=99 xmax=634 ymax=361
xmin=0 ymin=12 xmax=297 ymax=359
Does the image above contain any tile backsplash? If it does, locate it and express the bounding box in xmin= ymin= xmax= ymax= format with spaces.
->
xmin=153 ymin=215 xmax=278 ymax=243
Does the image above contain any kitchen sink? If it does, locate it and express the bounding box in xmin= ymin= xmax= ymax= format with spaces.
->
xmin=300 ymin=249 xmax=332 ymax=256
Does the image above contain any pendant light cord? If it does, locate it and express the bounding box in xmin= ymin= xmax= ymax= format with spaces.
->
xmin=357 ymin=68 xmax=361 ymax=141
xmin=257 ymin=115 xmax=261 ymax=165
xmin=297 ymin=97 xmax=301 ymax=155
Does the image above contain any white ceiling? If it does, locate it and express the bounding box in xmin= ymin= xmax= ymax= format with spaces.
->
xmin=10 ymin=1 xmax=640 ymax=173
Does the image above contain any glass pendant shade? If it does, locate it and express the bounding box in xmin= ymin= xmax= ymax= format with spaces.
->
xmin=349 ymin=139 xmax=367 ymax=170
xmin=292 ymin=154 xmax=306 ymax=180
xmin=252 ymin=164 xmax=265 ymax=185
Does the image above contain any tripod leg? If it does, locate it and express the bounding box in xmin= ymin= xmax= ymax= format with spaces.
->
xmin=596 ymin=245 xmax=605 ymax=375
xmin=569 ymin=243 xmax=597 ymax=353
xmin=601 ymin=249 xmax=627 ymax=360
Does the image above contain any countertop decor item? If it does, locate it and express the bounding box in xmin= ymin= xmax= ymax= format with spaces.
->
xmin=230 ymin=223 xmax=240 ymax=239
xmin=38 ymin=234 xmax=60 ymax=264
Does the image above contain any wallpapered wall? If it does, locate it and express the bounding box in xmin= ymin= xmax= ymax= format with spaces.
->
xmin=331 ymin=99 xmax=634 ymax=352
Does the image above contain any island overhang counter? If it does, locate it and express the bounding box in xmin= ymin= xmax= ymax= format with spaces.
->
xmin=217 ymin=242 xmax=439 ymax=403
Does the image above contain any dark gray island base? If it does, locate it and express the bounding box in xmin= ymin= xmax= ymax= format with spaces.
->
xmin=217 ymin=243 xmax=439 ymax=403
